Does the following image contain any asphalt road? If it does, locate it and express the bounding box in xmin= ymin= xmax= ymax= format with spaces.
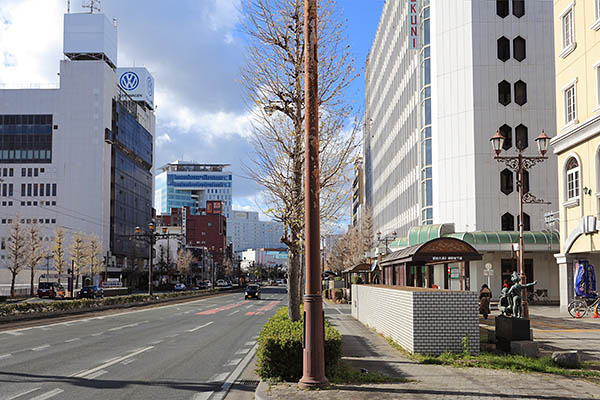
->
xmin=0 ymin=287 xmax=287 ymax=400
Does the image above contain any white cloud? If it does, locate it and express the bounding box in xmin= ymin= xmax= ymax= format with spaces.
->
xmin=156 ymin=132 xmax=172 ymax=147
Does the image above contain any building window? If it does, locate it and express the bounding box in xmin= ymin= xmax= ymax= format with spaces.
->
xmin=561 ymin=7 xmax=574 ymax=52
xmin=518 ymin=213 xmax=531 ymax=231
xmin=513 ymin=36 xmax=526 ymax=61
xmin=523 ymin=169 xmax=529 ymax=193
xmin=498 ymin=81 xmax=511 ymax=106
xmin=515 ymin=124 xmax=528 ymax=150
xmin=566 ymin=157 xmax=580 ymax=201
xmin=564 ymin=84 xmax=577 ymax=124
xmin=27 ymin=184 xmax=32 ymax=197
xmin=499 ymin=124 xmax=512 ymax=150
xmin=502 ymin=212 xmax=515 ymax=231
xmin=501 ymin=169 xmax=514 ymax=195
xmin=512 ymin=0 xmax=525 ymax=17
xmin=514 ymin=80 xmax=527 ymax=105
xmin=497 ymin=37 xmax=510 ymax=62
xmin=52 ymin=184 xmax=56 ymax=196
xmin=21 ymin=168 xmax=25 ymax=177
xmin=497 ymin=0 xmax=509 ymax=17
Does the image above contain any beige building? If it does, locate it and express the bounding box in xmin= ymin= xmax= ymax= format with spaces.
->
xmin=550 ymin=0 xmax=600 ymax=311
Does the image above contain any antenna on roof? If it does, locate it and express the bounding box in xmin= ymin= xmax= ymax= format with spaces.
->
xmin=67 ymin=0 xmax=70 ymax=13
xmin=81 ymin=0 xmax=101 ymax=13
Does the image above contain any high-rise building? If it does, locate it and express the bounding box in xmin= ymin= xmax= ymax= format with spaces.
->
xmin=365 ymin=0 xmax=559 ymax=297
xmin=155 ymin=162 xmax=232 ymax=220
xmin=550 ymin=0 xmax=600 ymax=311
xmin=0 ymin=11 xmax=155 ymax=293
xmin=230 ymin=210 xmax=284 ymax=253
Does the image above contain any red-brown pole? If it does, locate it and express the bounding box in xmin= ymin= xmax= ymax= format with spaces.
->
xmin=299 ymin=0 xmax=328 ymax=389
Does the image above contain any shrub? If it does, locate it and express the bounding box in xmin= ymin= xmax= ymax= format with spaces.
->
xmin=350 ymin=276 xmax=363 ymax=285
xmin=256 ymin=307 xmax=342 ymax=381
xmin=333 ymin=289 xmax=343 ymax=301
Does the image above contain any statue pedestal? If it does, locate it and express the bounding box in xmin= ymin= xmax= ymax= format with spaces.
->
xmin=495 ymin=315 xmax=530 ymax=352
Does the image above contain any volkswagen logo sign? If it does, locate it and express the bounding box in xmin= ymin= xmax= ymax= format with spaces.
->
xmin=119 ymin=71 xmax=139 ymax=91
xmin=147 ymin=76 xmax=153 ymax=97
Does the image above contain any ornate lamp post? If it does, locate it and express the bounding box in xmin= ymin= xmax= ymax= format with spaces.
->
xmin=490 ymin=130 xmax=551 ymax=319
xmin=376 ymin=230 xmax=397 ymax=255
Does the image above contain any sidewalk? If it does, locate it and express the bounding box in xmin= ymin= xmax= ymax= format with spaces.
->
xmin=256 ymin=303 xmax=600 ymax=400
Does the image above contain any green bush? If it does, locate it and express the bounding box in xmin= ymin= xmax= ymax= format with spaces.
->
xmin=256 ymin=307 xmax=342 ymax=381
xmin=333 ymin=289 xmax=343 ymax=301
xmin=350 ymin=276 xmax=363 ymax=284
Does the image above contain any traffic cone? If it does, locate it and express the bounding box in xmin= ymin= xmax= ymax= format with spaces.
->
xmin=593 ymin=309 xmax=599 ymax=319
xmin=575 ymin=311 xmax=581 ymax=318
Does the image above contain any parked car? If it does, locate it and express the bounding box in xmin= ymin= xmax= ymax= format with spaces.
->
xmin=245 ymin=284 xmax=261 ymax=300
xmin=216 ymin=279 xmax=227 ymax=288
xmin=204 ymin=280 xmax=212 ymax=288
xmin=78 ymin=285 xmax=104 ymax=299
xmin=174 ymin=283 xmax=186 ymax=291
xmin=197 ymin=281 xmax=209 ymax=290
xmin=38 ymin=282 xmax=66 ymax=299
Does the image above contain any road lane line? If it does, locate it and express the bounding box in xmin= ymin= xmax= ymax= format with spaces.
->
xmin=244 ymin=341 xmax=255 ymax=347
xmin=235 ymin=348 xmax=251 ymax=355
xmin=210 ymin=372 xmax=229 ymax=382
xmin=85 ymin=369 xmax=108 ymax=380
xmin=227 ymin=310 xmax=239 ymax=316
xmin=4 ymin=332 xmax=22 ymax=336
xmin=31 ymin=344 xmax=50 ymax=351
xmin=149 ymin=340 xmax=163 ymax=345
xmin=225 ymin=358 xmax=242 ymax=366
xmin=64 ymin=338 xmax=80 ymax=343
xmin=91 ymin=332 xmax=103 ymax=337
xmin=192 ymin=392 xmax=213 ymax=400
xmin=187 ymin=321 xmax=214 ymax=332
xmin=3 ymin=387 xmax=41 ymax=400
xmin=212 ymin=342 xmax=259 ymax=400
xmin=29 ymin=388 xmax=64 ymax=400
xmin=73 ymin=346 xmax=154 ymax=378
xmin=0 ymin=354 xmax=12 ymax=360
xmin=121 ymin=358 xmax=136 ymax=365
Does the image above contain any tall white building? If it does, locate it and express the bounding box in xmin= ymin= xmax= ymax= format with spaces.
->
xmin=230 ymin=210 xmax=284 ymax=252
xmin=365 ymin=0 xmax=559 ymax=297
xmin=0 ymin=12 xmax=155 ymax=292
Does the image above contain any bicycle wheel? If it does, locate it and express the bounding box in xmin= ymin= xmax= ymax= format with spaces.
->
xmin=568 ymin=300 xmax=588 ymax=318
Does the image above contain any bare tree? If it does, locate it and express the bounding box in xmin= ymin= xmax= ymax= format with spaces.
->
xmin=51 ymin=227 xmax=66 ymax=279
xmin=6 ymin=219 xmax=26 ymax=297
xmin=241 ymin=0 xmax=359 ymax=321
xmin=69 ymin=232 xmax=86 ymax=289
xmin=176 ymin=249 xmax=194 ymax=283
xmin=85 ymin=234 xmax=102 ymax=284
xmin=25 ymin=224 xmax=44 ymax=296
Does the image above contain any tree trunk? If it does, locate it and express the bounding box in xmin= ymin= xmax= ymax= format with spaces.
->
xmin=30 ymin=267 xmax=35 ymax=297
xmin=10 ymin=272 xmax=16 ymax=298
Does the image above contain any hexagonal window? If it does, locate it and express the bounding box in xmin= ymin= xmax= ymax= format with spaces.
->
xmin=518 ymin=213 xmax=531 ymax=231
xmin=498 ymin=80 xmax=511 ymax=106
xmin=523 ymin=169 xmax=529 ymax=193
xmin=497 ymin=0 xmax=509 ymax=18
xmin=501 ymin=169 xmax=514 ymax=195
xmin=497 ymin=37 xmax=510 ymax=62
xmin=513 ymin=0 xmax=525 ymax=18
xmin=502 ymin=212 xmax=514 ymax=231
xmin=516 ymin=124 xmax=528 ymax=150
xmin=513 ymin=36 xmax=526 ymax=62
xmin=499 ymin=124 xmax=512 ymax=150
xmin=514 ymin=80 xmax=527 ymax=105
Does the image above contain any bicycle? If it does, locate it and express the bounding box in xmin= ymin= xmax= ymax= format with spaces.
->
xmin=568 ymin=294 xmax=600 ymax=318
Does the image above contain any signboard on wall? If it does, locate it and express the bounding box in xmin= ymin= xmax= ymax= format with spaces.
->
xmin=116 ymin=67 xmax=155 ymax=108
xmin=206 ymin=200 xmax=223 ymax=215
xmin=408 ymin=0 xmax=420 ymax=49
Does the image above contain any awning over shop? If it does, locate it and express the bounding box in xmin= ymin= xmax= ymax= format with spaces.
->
xmin=381 ymin=237 xmax=482 ymax=267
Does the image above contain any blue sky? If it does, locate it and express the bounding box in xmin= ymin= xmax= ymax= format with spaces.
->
xmin=0 ymin=0 xmax=384 ymax=220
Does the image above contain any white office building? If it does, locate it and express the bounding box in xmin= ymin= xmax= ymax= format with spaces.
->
xmin=230 ymin=210 xmax=284 ymax=252
xmin=0 ymin=12 xmax=155 ymax=293
xmin=365 ymin=0 xmax=559 ymax=298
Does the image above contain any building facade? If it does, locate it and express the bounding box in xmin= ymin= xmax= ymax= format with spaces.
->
xmin=155 ymin=162 xmax=232 ymax=220
xmin=550 ymin=0 xmax=600 ymax=310
xmin=229 ymin=210 xmax=284 ymax=253
xmin=0 ymin=12 xmax=155 ymax=293
xmin=365 ymin=0 xmax=559 ymax=298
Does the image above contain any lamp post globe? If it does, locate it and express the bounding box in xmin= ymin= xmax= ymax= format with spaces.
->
xmin=535 ymin=130 xmax=551 ymax=156
xmin=490 ymin=130 xmax=505 ymax=156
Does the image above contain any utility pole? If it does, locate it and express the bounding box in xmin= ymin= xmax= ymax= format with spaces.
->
xmin=299 ymin=0 xmax=328 ymax=389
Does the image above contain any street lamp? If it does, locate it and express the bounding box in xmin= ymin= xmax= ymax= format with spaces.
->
xmin=376 ymin=230 xmax=397 ymax=255
xmin=490 ymin=129 xmax=552 ymax=319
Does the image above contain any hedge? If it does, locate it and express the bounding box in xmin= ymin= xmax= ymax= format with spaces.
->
xmin=0 ymin=289 xmax=218 ymax=319
xmin=255 ymin=307 xmax=342 ymax=381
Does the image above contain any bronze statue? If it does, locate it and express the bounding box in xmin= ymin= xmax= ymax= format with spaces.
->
xmin=499 ymin=271 xmax=536 ymax=318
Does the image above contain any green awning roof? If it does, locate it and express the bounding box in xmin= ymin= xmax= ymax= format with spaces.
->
xmin=444 ymin=231 xmax=559 ymax=246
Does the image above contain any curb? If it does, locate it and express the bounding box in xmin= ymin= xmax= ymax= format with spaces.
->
xmin=254 ymin=380 xmax=269 ymax=400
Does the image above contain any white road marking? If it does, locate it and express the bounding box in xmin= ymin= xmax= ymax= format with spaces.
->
xmin=64 ymin=338 xmax=80 ymax=343
xmin=192 ymin=392 xmax=213 ymax=400
xmin=244 ymin=341 xmax=255 ymax=347
xmin=211 ymin=342 xmax=260 ymax=400
xmin=84 ymin=369 xmax=108 ymax=380
xmin=121 ymin=358 xmax=136 ymax=365
xmin=335 ymin=306 xmax=343 ymax=314
xmin=235 ymin=348 xmax=251 ymax=355
xmin=0 ymin=354 xmax=12 ymax=360
xmin=31 ymin=344 xmax=50 ymax=351
xmin=225 ymin=358 xmax=242 ymax=366
xmin=73 ymin=346 xmax=153 ymax=378
xmin=149 ymin=340 xmax=163 ymax=345
xmin=91 ymin=332 xmax=103 ymax=337
xmin=244 ymin=305 xmax=252 ymax=309
xmin=3 ymin=387 xmax=41 ymax=400
xmin=187 ymin=321 xmax=214 ymax=332
xmin=4 ymin=332 xmax=22 ymax=336
xmin=227 ymin=310 xmax=239 ymax=316
xmin=164 ymin=333 xmax=179 ymax=339
xmin=108 ymin=322 xmax=141 ymax=331
xmin=29 ymin=388 xmax=64 ymax=400
xmin=210 ymin=372 xmax=229 ymax=382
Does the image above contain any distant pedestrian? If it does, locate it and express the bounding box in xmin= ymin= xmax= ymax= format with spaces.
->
xmin=479 ymin=283 xmax=492 ymax=319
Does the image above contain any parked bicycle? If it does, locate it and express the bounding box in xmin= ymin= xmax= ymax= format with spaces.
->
xmin=527 ymin=288 xmax=551 ymax=304
xmin=568 ymin=293 xmax=600 ymax=318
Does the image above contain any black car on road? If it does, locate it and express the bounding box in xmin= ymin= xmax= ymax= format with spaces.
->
xmin=245 ymin=284 xmax=261 ymax=300
xmin=78 ymin=285 xmax=104 ymax=299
